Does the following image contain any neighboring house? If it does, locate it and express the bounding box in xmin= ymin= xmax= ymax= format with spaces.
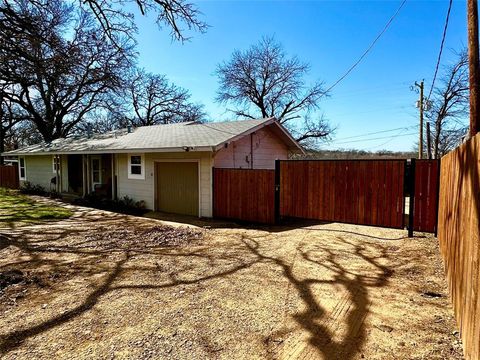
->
xmin=2 ymin=118 xmax=303 ymax=217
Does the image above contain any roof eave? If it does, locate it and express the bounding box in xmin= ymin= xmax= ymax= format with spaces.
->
xmin=1 ymin=146 xmax=215 ymax=156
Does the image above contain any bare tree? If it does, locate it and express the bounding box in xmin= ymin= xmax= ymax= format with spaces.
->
xmin=83 ymin=0 xmax=207 ymax=44
xmin=426 ymin=49 xmax=469 ymax=158
xmin=215 ymin=37 xmax=332 ymax=143
xmin=130 ymin=69 xmax=205 ymax=126
xmin=0 ymin=0 xmax=133 ymax=142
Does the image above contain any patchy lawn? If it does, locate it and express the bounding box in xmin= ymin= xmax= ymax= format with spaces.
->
xmin=0 ymin=198 xmax=463 ymax=360
xmin=0 ymin=189 xmax=72 ymax=228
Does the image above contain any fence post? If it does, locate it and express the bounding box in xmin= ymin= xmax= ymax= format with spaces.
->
xmin=408 ymin=158 xmax=416 ymax=238
xmin=434 ymin=159 xmax=441 ymax=237
xmin=274 ymin=159 xmax=280 ymax=225
xmin=212 ymin=167 xmax=215 ymax=218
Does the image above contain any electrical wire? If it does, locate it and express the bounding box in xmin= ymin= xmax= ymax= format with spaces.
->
xmin=427 ymin=0 xmax=453 ymax=101
xmin=331 ymin=132 xmax=417 ymax=145
xmin=331 ymin=125 xmax=418 ymax=141
xmin=366 ymin=128 xmax=411 ymax=149
xmin=322 ymin=0 xmax=408 ymax=95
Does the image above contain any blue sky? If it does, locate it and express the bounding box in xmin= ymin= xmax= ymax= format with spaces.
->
xmin=133 ymin=0 xmax=467 ymax=151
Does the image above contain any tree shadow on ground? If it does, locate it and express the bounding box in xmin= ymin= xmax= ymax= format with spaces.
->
xmin=0 ymin=210 xmax=399 ymax=359
xmin=240 ymin=234 xmax=393 ymax=360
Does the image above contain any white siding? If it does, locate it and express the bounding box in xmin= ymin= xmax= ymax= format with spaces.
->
xmin=116 ymin=152 xmax=213 ymax=217
xmin=213 ymin=126 xmax=288 ymax=169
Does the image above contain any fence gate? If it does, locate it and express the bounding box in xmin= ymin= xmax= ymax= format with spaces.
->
xmin=409 ymin=159 xmax=440 ymax=235
xmin=278 ymin=160 xmax=406 ymax=229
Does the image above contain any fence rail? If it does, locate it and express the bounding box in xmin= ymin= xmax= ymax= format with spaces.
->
xmin=438 ymin=134 xmax=480 ymax=360
xmin=0 ymin=165 xmax=19 ymax=189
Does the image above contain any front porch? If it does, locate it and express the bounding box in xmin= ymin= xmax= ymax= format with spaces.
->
xmin=54 ymin=153 xmax=116 ymax=200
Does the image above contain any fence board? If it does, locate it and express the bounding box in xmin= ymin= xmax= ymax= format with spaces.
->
xmin=0 ymin=165 xmax=19 ymax=189
xmin=279 ymin=160 xmax=406 ymax=229
xmin=213 ymin=168 xmax=275 ymax=224
xmin=438 ymin=133 xmax=480 ymax=360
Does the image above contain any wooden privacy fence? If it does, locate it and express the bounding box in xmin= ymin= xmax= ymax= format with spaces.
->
xmin=213 ymin=168 xmax=275 ymax=224
xmin=438 ymin=134 xmax=480 ymax=360
xmin=0 ymin=165 xmax=19 ymax=189
xmin=212 ymin=159 xmax=440 ymax=235
xmin=279 ymin=160 xmax=406 ymax=229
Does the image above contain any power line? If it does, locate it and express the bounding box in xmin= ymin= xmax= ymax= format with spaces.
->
xmin=427 ymin=0 xmax=453 ymax=101
xmin=322 ymin=0 xmax=408 ymax=95
xmin=331 ymin=132 xmax=417 ymax=145
xmin=366 ymin=128 xmax=410 ymax=149
xmin=332 ymin=125 xmax=418 ymax=141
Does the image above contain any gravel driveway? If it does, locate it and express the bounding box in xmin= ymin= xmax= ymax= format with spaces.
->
xmin=0 ymin=198 xmax=463 ymax=359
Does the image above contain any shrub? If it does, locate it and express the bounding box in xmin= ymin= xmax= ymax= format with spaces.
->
xmin=19 ymin=182 xmax=47 ymax=196
xmin=72 ymin=194 xmax=147 ymax=216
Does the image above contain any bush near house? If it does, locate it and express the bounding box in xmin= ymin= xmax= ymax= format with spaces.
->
xmin=73 ymin=194 xmax=147 ymax=216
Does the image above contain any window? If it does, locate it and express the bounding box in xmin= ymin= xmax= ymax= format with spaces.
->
xmin=52 ymin=155 xmax=60 ymax=173
xmin=128 ymin=154 xmax=144 ymax=179
xmin=19 ymin=157 xmax=26 ymax=180
xmin=91 ymin=157 xmax=102 ymax=185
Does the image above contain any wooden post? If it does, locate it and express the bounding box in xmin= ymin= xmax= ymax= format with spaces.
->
xmin=468 ymin=0 xmax=480 ymax=136
xmin=415 ymin=81 xmax=424 ymax=158
xmin=111 ymin=154 xmax=115 ymax=200
xmin=82 ymin=155 xmax=86 ymax=197
xmin=408 ymin=158 xmax=416 ymax=238
xmin=274 ymin=159 xmax=281 ymax=225
xmin=426 ymin=122 xmax=432 ymax=159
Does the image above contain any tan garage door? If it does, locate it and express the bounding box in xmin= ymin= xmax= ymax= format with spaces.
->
xmin=155 ymin=162 xmax=199 ymax=216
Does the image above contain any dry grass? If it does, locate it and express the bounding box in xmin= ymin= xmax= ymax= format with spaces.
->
xmin=0 ymin=198 xmax=463 ymax=359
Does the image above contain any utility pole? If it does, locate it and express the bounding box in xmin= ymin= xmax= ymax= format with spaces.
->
xmin=426 ymin=121 xmax=432 ymax=159
xmin=415 ymin=80 xmax=424 ymax=159
xmin=468 ymin=0 xmax=480 ymax=136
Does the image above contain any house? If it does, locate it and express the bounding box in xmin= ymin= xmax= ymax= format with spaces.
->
xmin=2 ymin=118 xmax=303 ymax=217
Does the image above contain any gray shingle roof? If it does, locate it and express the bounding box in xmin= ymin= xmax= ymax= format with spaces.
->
xmin=3 ymin=118 xmax=301 ymax=155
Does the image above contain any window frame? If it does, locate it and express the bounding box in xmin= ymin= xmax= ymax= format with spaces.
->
xmin=19 ymin=157 xmax=26 ymax=180
xmin=127 ymin=153 xmax=145 ymax=180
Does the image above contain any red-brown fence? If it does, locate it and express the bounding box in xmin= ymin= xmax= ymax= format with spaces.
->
xmin=0 ymin=165 xmax=19 ymax=189
xmin=213 ymin=168 xmax=275 ymax=224
xmin=438 ymin=134 xmax=480 ymax=360
xmin=279 ymin=160 xmax=406 ymax=228
xmin=412 ymin=159 xmax=440 ymax=234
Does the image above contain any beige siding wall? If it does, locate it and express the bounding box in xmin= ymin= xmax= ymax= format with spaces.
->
xmin=116 ymin=152 xmax=213 ymax=217
xmin=213 ymin=127 xmax=288 ymax=169
xmin=20 ymin=155 xmax=68 ymax=191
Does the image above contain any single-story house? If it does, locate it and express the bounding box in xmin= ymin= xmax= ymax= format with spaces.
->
xmin=2 ymin=117 xmax=303 ymax=217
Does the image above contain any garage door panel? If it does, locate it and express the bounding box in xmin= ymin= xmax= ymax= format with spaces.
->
xmin=155 ymin=162 xmax=199 ymax=216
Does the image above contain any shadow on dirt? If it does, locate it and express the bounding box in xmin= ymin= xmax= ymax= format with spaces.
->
xmin=0 ymin=208 xmax=401 ymax=358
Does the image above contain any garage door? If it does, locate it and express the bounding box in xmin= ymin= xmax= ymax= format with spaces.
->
xmin=155 ymin=162 xmax=199 ymax=216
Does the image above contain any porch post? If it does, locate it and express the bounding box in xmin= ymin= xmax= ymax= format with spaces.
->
xmin=82 ymin=154 xmax=86 ymax=197
xmin=55 ymin=154 xmax=60 ymax=193
xmin=111 ymin=154 xmax=116 ymax=200
xmin=86 ymin=154 xmax=90 ymax=194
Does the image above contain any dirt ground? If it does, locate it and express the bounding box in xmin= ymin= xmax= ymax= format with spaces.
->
xmin=0 ymin=197 xmax=463 ymax=360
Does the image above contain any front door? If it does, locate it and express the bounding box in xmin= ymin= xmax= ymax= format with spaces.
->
xmin=91 ymin=156 xmax=102 ymax=188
